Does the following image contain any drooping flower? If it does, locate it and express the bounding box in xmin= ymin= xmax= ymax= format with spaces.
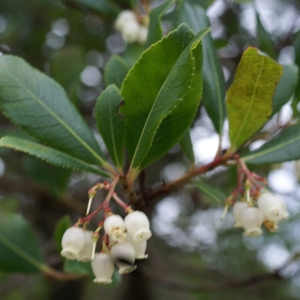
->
xmin=115 ymin=10 xmax=136 ymax=31
xmin=232 ymin=202 xmax=249 ymax=228
xmin=110 ymin=241 xmax=136 ymax=274
xmin=77 ymin=230 xmax=94 ymax=262
xmin=104 ymin=214 xmax=126 ymax=243
xmin=241 ymin=207 xmax=263 ymax=237
xmin=61 ymin=227 xmax=86 ymax=260
xmin=125 ymin=211 xmax=152 ymax=243
xmin=91 ymin=253 xmax=114 ymax=284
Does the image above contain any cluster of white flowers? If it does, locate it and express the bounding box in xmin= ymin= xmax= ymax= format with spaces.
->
xmin=60 ymin=210 xmax=151 ymax=284
xmin=232 ymin=192 xmax=289 ymax=237
xmin=115 ymin=10 xmax=148 ymax=44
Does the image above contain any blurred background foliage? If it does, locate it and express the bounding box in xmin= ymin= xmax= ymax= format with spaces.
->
xmin=1 ymin=0 xmax=300 ymax=299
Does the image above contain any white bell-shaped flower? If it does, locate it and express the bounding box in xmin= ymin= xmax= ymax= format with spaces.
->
xmin=91 ymin=253 xmax=114 ymax=284
xmin=104 ymin=214 xmax=126 ymax=243
xmin=115 ymin=10 xmax=137 ymax=31
xmin=77 ymin=230 xmax=94 ymax=262
xmin=257 ymin=193 xmax=285 ymax=222
xmin=274 ymin=194 xmax=289 ymax=220
xmin=110 ymin=241 xmax=136 ymax=274
xmin=122 ymin=21 xmax=140 ymax=43
xmin=233 ymin=202 xmax=249 ymax=228
xmin=138 ymin=26 xmax=148 ymax=44
xmin=61 ymin=227 xmax=85 ymax=260
xmin=126 ymin=234 xmax=148 ymax=259
xmin=241 ymin=207 xmax=263 ymax=237
xmin=125 ymin=211 xmax=152 ymax=243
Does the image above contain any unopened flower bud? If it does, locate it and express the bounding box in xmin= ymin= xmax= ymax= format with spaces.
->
xmin=91 ymin=253 xmax=114 ymax=284
xmin=257 ymin=192 xmax=286 ymax=222
xmin=127 ymin=234 xmax=148 ymax=259
xmin=125 ymin=211 xmax=152 ymax=243
xmin=115 ymin=10 xmax=137 ymax=31
xmin=122 ymin=21 xmax=140 ymax=43
xmin=61 ymin=227 xmax=85 ymax=260
xmin=241 ymin=207 xmax=263 ymax=237
xmin=232 ymin=202 xmax=249 ymax=228
xmin=110 ymin=241 xmax=136 ymax=274
xmin=104 ymin=214 xmax=126 ymax=243
xmin=77 ymin=230 xmax=94 ymax=262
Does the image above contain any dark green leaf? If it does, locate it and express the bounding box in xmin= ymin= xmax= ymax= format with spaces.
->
xmin=96 ymin=85 xmax=125 ymax=169
xmin=256 ymin=12 xmax=277 ymax=60
xmin=64 ymin=259 xmax=94 ymax=277
xmin=0 ymin=136 xmax=111 ymax=177
xmin=68 ymin=0 xmax=120 ymax=17
xmin=121 ymin=25 xmax=209 ymax=171
xmin=0 ymin=55 xmax=110 ymax=169
xmin=0 ymin=210 xmax=45 ymax=273
xmin=122 ymin=44 xmax=144 ymax=67
xmin=177 ymin=2 xmax=226 ymax=135
xmin=226 ymin=47 xmax=283 ymax=151
xmin=179 ymin=129 xmax=195 ymax=163
xmin=272 ymin=64 xmax=299 ymax=115
xmin=22 ymin=156 xmax=71 ymax=195
xmin=293 ymin=30 xmax=300 ymax=106
xmin=53 ymin=215 xmax=72 ymax=252
xmin=242 ymin=124 xmax=300 ymax=164
xmin=195 ymin=181 xmax=226 ymax=204
xmin=145 ymin=0 xmax=175 ymax=49
xmin=50 ymin=46 xmax=85 ymax=105
xmin=104 ymin=55 xmax=129 ymax=89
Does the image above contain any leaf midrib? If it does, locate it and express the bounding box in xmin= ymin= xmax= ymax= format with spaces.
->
xmin=0 ymin=232 xmax=46 ymax=272
xmin=3 ymin=69 xmax=105 ymax=166
xmin=243 ymin=133 xmax=300 ymax=162
xmin=231 ymin=57 xmax=265 ymax=147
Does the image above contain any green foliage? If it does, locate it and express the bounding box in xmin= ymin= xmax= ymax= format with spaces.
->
xmin=0 ymin=136 xmax=110 ymax=177
xmin=227 ymin=47 xmax=283 ymax=151
xmin=96 ymin=85 xmax=125 ymax=169
xmin=0 ymin=56 xmax=107 ymax=167
xmin=256 ymin=12 xmax=277 ymax=60
xmin=121 ymin=25 xmax=208 ymax=171
xmin=242 ymin=124 xmax=300 ymax=164
xmin=195 ymin=181 xmax=227 ymax=204
xmin=104 ymin=55 xmax=129 ymax=89
xmin=177 ymin=1 xmax=226 ymax=135
xmin=272 ymin=64 xmax=299 ymax=115
xmin=179 ymin=130 xmax=195 ymax=163
xmin=0 ymin=209 xmax=45 ymax=273
xmin=145 ymin=0 xmax=175 ymax=49
xmin=68 ymin=0 xmax=120 ymax=17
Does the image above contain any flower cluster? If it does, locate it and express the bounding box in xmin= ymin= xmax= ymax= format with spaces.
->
xmin=233 ymin=192 xmax=289 ymax=237
xmin=115 ymin=10 xmax=149 ymax=44
xmin=222 ymin=156 xmax=289 ymax=237
xmin=60 ymin=178 xmax=152 ymax=284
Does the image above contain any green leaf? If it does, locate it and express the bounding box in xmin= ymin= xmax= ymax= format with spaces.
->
xmin=144 ymin=0 xmax=175 ymax=49
xmin=104 ymin=55 xmax=129 ymax=89
xmin=68 ymin=0 xmax=120 ymax=17
xmin=256 ymin=12 xmax=277 ymax=60
xmin=96 ymin=85 xmax=125 ymax=169
xmin=21 ymin=156 xmax=71 ymax=195
xmin=0 ymin=55 xmax=109 ymax=168
xmin=195 ymin=181 xmax=226 ymax=204
xmin=226 ymin=47 xmax=283 ymax=151
xmin=121 ymin=25 xmax=209 ymax=171
xmin=0 ymin=136 xmax=111 ymax=177
xmin=122 ymin=44 xmax=144 ymax=68
xmin=64 ymin=259 xmax=94 ymax=277
xmin=53 ymin=215 xmax=72 ymax=252
xmin=293 ymin=30 xmax=300 ymax=105
xmin=242 ymin=124 xmax=300 ymax=164
xmin=0 ymin=210 xmax=46 ymax=273
xmin=50 ymin=46 xmax=85 ymax=105
xmin=177 ymin=2 xmax=226 ymax=135
xmin=179 ymin=129 xmax=195 ymax=163
xmin=272 ymin=64 xmax=299 ymax=115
